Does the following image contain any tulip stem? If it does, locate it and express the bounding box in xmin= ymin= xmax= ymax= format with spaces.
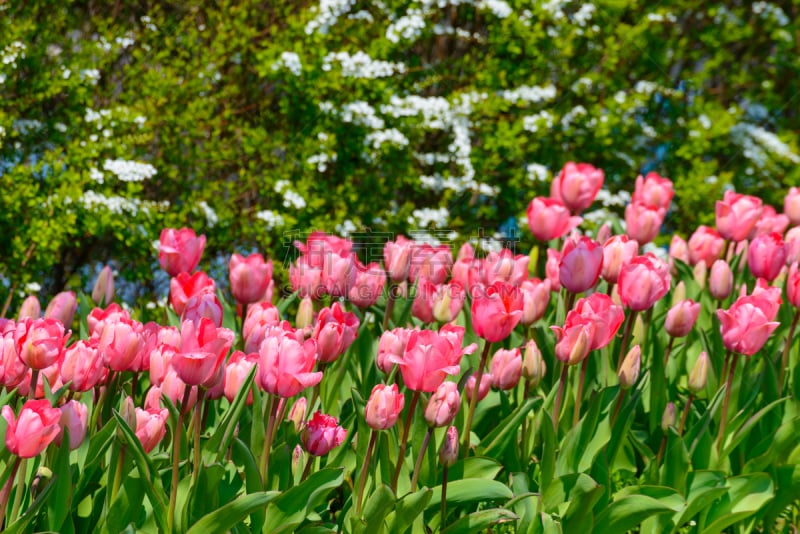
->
xmin=168 ymin=387 xmax=192 ymax=533
xmin=130 ymin=373 xmax=139 ymax=401
xmin=663 ymin=337 xmax=675 ymax=371
xmin=383 ymin=283 xmax=397 ymax=330
xmin=617 ymin=310 xmax=638 ymax=373
xmin=440 ymin=464 xmax=449 ymax=527
xmin=300 ymin=455 xmax=314 ymax=482
xmin=9 ymin=458 xmax=27 ymax=524
xmin=307 ymin=363 xmax=327 ymax=417
xmin=355 ymin=430 xmax=377 ymax=517
xmin=573 ymin=358 xmax=589 ymax=426
xmin=192 ymin=388 xmax=206 ymax=484
xmin=678 ymin=395 xmax=694 ymax=437
xmin=552 ymin=364 xmax=570 ymax=432
xmin=716 ymin=352 xmax=738 ymax=453
xmin=259 ymin=394 xmax=278 ymax=488
xmin=28 ymin=369 xmax=39 ymax=400
xmin=778 ymin=310 xmax=799 ymax=396
xmin=0 ymin=456 xmax=21 ymax=529
xmin=461 ymin=341 xmax=492 ymax=457
xmin=111 ymin=446 xmax=126 ymax=503
xmin=410 ymin=427 xmax=433 ymax=492
xmin=611 ymin=388 xmax=626 ymax=426
xmin=391 ymin=390 xmax=420 ymax=492
xmin=606 ymin=282 xmax=615 ymax=297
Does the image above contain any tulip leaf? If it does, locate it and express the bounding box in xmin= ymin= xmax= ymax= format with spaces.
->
xmin=594 ymin=494 xmax=678 ymax=534
xmin=699 ymin=473 xmax=775 ymax=534
xmin=448 ymin=456 xmax=503 ymax=481
xmin=660 ymin=428 xmax=689 ymax=494
xmin=387 ymin=487 xmax=431 ymax=532
xmin=205 ymin=365 xmax=257 ymax=463
xmin=3 ymin=473 xmax=56 ymax=534
xmin=543 ymin=473 xmax=603 ymax=532
xmin=478 ymin=397 xmax=538 ymax=457
xmin=351 ymin=483 xmax=394 ymax=534
xmin=47 ymin=436 xmax=74 ymax=532
xmin=674 ymin=471 xmax=727 ymax=530
xmin=232 ymin=437 xmax=267 ymax=531
xmin=186 ymin=491 xmax=280 ymax=534
xmin=277 ymin=290 xmax=299 ymax=316
xmin=262 ymin=467 xmax=344 ymax=533
xmin=427 ymin=478 xmax=513 ymax=510
xmin=103 ymin=473 xmax=146 ymax=534
xmin=74 ymin=417 xmax=117 ymax=503
xmin=440 ymin=508 xmax=518 ymax=533
xmin=721 ymin=397 xmax=788 ymax=458
xmin=744 ymin=416 xmax=800 ymax=473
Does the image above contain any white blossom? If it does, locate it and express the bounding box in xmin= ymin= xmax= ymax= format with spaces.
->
xmin=103 ymin=159 xmax=157 ymax=182
xmin=256 ymin=209 xmax=285 ymax=229
xmin=322 ymin=51 xmax=405 ymax=78
xmin=272 ymin=51 xmax=302 ymax=76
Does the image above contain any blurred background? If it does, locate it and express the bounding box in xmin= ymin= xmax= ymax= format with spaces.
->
xmin=1 ymin=0 xmax=798 ymax=307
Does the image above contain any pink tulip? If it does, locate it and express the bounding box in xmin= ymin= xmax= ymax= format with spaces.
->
xmin=747 ymin=279 xmax=782 ymax=320
xmin=688 ymin=226 xmax=725 ymax=268
xmin=98 ymin=318 xmax=144 ymax=372
xmin=424 ymin=381 xmax=460 ymax=427
xmin=92 ymin=265 xmax=115 ymax=306
xmin=57 ymin=400 xmax=88 ymax=450
xmin=440 ymin=426 xmax=459 ymax=466
xmin=787 ymin=263 xmax=800 ymax=309
xmin=632 ymin=172 xmax=674 ymax=212
xmin=519 ymin=278 xmax=551 ymax=326
xmin=159 ymin=227 xmax=206 ymax=276
xmin=413 ymin=278 xmax=461 ymax=324
xmin=321 ymin=251 xmax=357 ymax=298
xmin=365 ymin=383 xmax=405 ymax=430
xmin=596 ymin=223 xmax=612 ymax=244
xmin=490 ymin=348 xmax=522 ymax=390
xmin=313 ymin=302 xmax=360 ymax=363
xmin=665 ymin=300 xmax=701 ymax=338
xmin=483 ymin=249 xmax=529 ymax=286
xmin=559 ymin=236 xmax=604 ymax=294
xmin=552 ymin=162 xmax=604 ymax=213
xmin=551 ymin=319 xmax=594 ymax=365
xmin=289 ymin=256 xmax=324 ymax=299
xmin=376 ymin=327 xmax=412 ymax=374
xmin=465 ymin=372 xmax=493 ymax=403
xmin=526 ymin=197 xmax=582 ymax=241
xmin=471 ymin=282 xmax=524 ymax=342
xmin=784 ymin=187 xmax=800 ymax=226
xmin=243 ymin=302 xmax=282 ymax=353
xmin=747 ymin=232 xmax=786 ymax=282
xmin=409 ymin=244 xmax=453 ymax=285
xmin=1 ymin=325 xmax=28 ymax=389
xmin=786 ymin=227 xmax=800 ymax=265
xmin=17 ymin=295 xmax=41 ymax=320
xmin=2 ymin=399 xmax=61 ymax=458
xmin=752 ymin=206 xmax=790 ymax=237
xmin=669 ymin=235 xmax=690 ymax=265
xmin=288 ymin=398 xmax=307 ymax=431
xmin=390 ymin=325 xmax=475 ymax=392
xmin=224 ymin=351 xmax=259 ymax=404
xmin=618 ymin=345 xmax=641 ymax=389
xmin=302 ymin=412 xmax=346 ymax=456
xmin=602 ymin=235 xmax=639 ymax=284
xmin=521 ymin=340 xmax=546 ymax=386
xmin=348 ymin=262 xmax=386 ymax=308
xmin=44 ymin=291 xmax=77 ymax=327
xmin=451 ymin=257 xmax=484 ymax=293
xmin=709 ymin=260 xmax=734 ymax=300
xmin=617 ymin=254 xmax=671 ymax=311
xmin=60 ymin=340 xmax=105 ymax=392
xmin=546 ymin=249 xmax=561 ymax=291
xmin=715 ymin=191 xmax=763 ymax=242
xmin=229 ymin=253 xmax=273 ymax=304
xmin=173 ymin=318 xmax=234 ymax=386
xmin=258 ymin=332 xmax=322 ymax=398
xmin=625 ymin=201 xmax=664 ymax=245
xmin=15 ymin=317 xmax=67 ymax=370
xmin=384 ymin=236 xmax=414 ymax=282
xmin=717 ymin=295 xmax=780 ymax=355
xmin=569 ymin=293 xmax=625 ymax=350
xmin=295 ymin=232 xmax=353 ymax=269
xmin=182 ymin=290 xmax=223 ymax=328
xmin=135 ymin=407 xmax=169 ymax=453
xmin=87 ymin=303 xmax=130 ymax=338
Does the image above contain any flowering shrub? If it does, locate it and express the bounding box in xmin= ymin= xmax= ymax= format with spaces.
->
xmin=1 ymin=172 xmax=800 ymax=532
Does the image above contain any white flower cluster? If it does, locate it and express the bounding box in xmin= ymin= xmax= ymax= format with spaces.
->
xmin=305 ymin=0 xmax=356 ymax=35
xmin=1 ymin=41 xmax=25 ymax=68
xmin=256 ymin=209 xmax=285 ymax=230
xmin=526 ymin=163 xmax=549 ymax=182
xmin=386 ymin=10 xmax=426 ymax=43
xmin=732 ymin=123 xmax=800 ymax=168
xmin=501 ymin=84 xmax=557 ymax=105
xmin=364 ymin=128 xmax=409 ymax=150
xmin=79 ymin=190 xmax=168 ymax=216
xmin=753 ymin=2 xmax=789 ymax=26
xmin=572 ymin=3 xmax=595 ymax=26
xmin=81 ymin=69 xmax=101 ymax=84
xmin=523 ymin=110 xmax=555 ymax=133
xmin=478 ymin=235 xmax=505 ymax=253
xmin=561 ymin=105 xmax=587 ymax=128
xmin=24 ymin=282 xmax=42 ymax=293
xmin=335 ymin=219 xmax=357 ymax=236
xmin=646 ymin=12 xmax=677 ymax=23
xmin=89 ymin=167 xmax=105 ymax=183
xmin=196 ymin=201 xmax=218 ymax=227
xmin=341 ymin=101 xmax=385 ymax=129
xmin=322 ymin=51 xmax=405 ymax=78
xmin=387 ymin=0 xmax=511 ymax=44
xmin=103 ymin=159 xmax=157 ymax=182
xmin=274 ymin=180 xmax=307 ymax=209
xmin=595 ymin=189 xmax=631 ymax=208
xmin=272 ymin=51 xmax=302 ymax=76
xmin=12 ymin=119 xmax=43 ymax=135
xmin=408 ymin=207 xmax=449 ymax=227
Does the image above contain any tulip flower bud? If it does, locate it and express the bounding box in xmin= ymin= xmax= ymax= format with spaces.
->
xmin=57 ymin=400 xmax=88 ymax=450
xmin=292 ymin=444 xmax=305 ymax=478
xmin=432 ymin=287 xmax=454 ymax=324
xmin=688 ymin=352 xmax=709 ymax=395
xmin=664 ymin=300 xmax=701 ymax=338
xmin=788 ymin=263 xmax=800 ymax=309
xmin=120 ymin=396 xmax=137 ymax=430
xmin=424 ymin=381 xmax=460 ymax=427
xmin=661 ymin=402 xmax=676 ymax=432
xmin=365 ymin=383 xmax=405 ymax=430
xmin=18 ymin=295 xmax=41 ymax=320
xmin=521 ymin=340 xmax=546 ymax=387
xmin=596 ymin=223 xmax=612 ymax=244
xmin=288 ymin=398 xmax=307 ymax=432
xmin=671 ymin=281 xmax=686 ymax=307
xmin=439 ymin=426 xmax=459 ymax=467
xmin=92 ymin=266 xmax=115 ymax=306
xmin=45 ymin=291 xmax=77 ymax=327
xmin=618 ymin=345 xmax=641 ymax=389
xmin=709 ymin=260 xmax=733 ymax=300
xmin=693 ymin=262 xmax=707 ymax=290
xmin=490 ymin=348 xmax=523 ymax=390
xmin=296 ymin=296 xmax=314 ymax=331
xmin=302 ymin=412 xmax=347 ymax=457
xmin=464 ymin=372 xmax=492 ymax=404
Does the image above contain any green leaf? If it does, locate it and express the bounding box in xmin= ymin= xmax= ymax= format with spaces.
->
xmin=441 ymin=508 xmax=518 ymax=533
xmin=232 ymin=438 xmax=267 ymax=532
xmin=262 ymin=467 xmax=344 ymax=533
xmin=478 ymin=397 xmax=538 ymax=457
xmin=388 ymin=487 xmax=431 ymax=532
xmin=47 ymin=437 xmax=73 ymax=532
xmin=674 ymin=471 xmax=727 ymax=531
xmin=721 ymin=397 xmax=788 ymax=457
xmin=447 ymin=457 xmax=503 ymax=482
xmin=543 ymin=473 xmax=603 ymax=531
xmin=3 ymin=474 xmax=57 ymax=534
xmin=205 ymin=365 xmax=257 ymax=463
xmin=351 ymin=484 xmax=394 ymax=534
xmin=187 ymin=491 xmax=280 ymax=534
xmin=74 ymin=419 xmax=117 ymax=503
xmin=699 ymin=474 xmax=775 ymax=534
xmin=594 ymin=494 xmax=678 ymax=534
xmin=277 ymin=290 xmax=299 ymax=316
xmin=427 ymin=479 xmax=513 ymax=510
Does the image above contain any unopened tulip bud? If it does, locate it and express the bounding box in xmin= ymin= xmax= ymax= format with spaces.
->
xmin=432 ymin=288 xmax=453 ymax=324
xmin=709 ymin=260 xmax=733 ymax=300
xmin=288 ymin=397 xmax=307 ymax=432
xmin=120 ymin=396 xmax=137 ymax=430
xmin=693 ymin=262 xmax=707 ymax=290
xmin=424 ymin=381 xmax=460 ymax=427
xmin=490 ymin=348 xmax=523 ymax=390
xmin=292 ymin=444 xmax=304 ymax=476
xmin=665 ymin=300 xmax=701 ymax=338
xmin=365 ymin=383 xmax=405 ymax=430
xmin=671 ymin=281 xmax=686 ymax=307
xmin=521 ymin=340 xmax=546 ymax=387
xmin=18 ymin=295 xmax=41 ymax=320
xmin=57 ymin=400 xmax=88 ymax=450
xmin=596 ymin=223 xmax=612 ymax=244
xmin=618 ymin=345 xmax=641 ymax=389
xmin=45 ymin=291 xmax=77 ymax=327
xmin=661 ymin=402 xmax=676 ymax=432
xmin=688 ymin=352 xmax=709 ymax=395
xmin=439 ymin=426 xmax=459 ymax=467
xmin=465 ymin=372 xmax=492 ymax=404
xmin=92 ymin=266 xmax=115 ymax=305
xmin=296 ymin=296 xmax=314 ymax=330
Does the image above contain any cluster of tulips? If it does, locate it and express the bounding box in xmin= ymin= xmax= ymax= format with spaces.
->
xmin=1 ymin=165 xmax=800 ymax=532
